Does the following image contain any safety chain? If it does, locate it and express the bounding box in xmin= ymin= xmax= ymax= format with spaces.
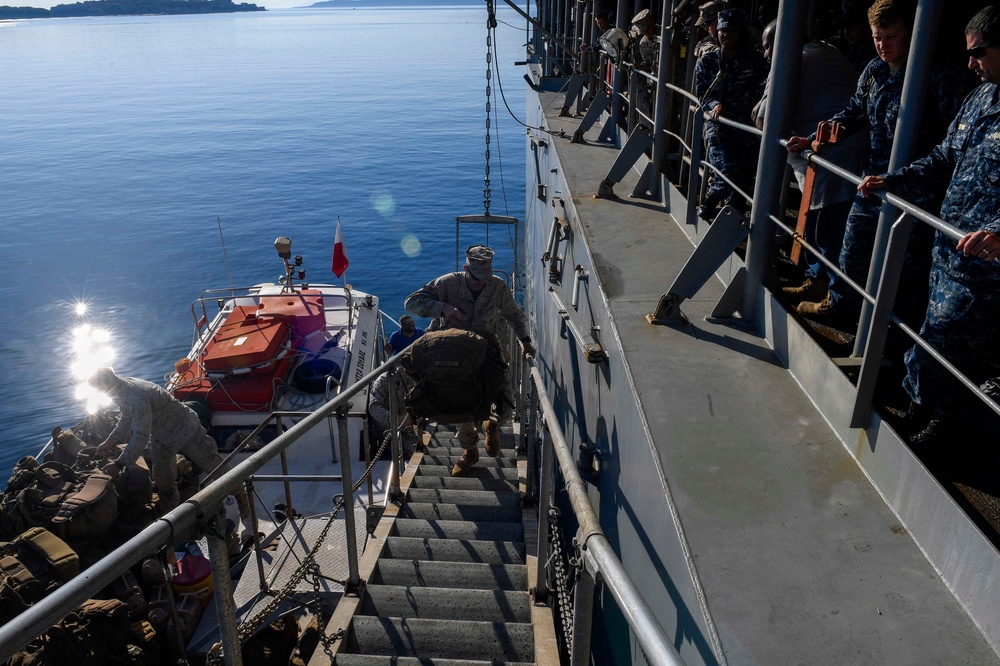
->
xmin=484 ymin=0 xmax=496 ymax=216
xmin=207 ymin=433 xmax=392 ymax=664
xmin=547 ymin=503 xmax=575 ymax=656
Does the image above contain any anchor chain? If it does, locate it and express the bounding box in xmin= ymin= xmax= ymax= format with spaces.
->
xmin=547 ymin=503 xmax=576 ymax=655
xmin=207 ymin=433 xmax=392 ymax=664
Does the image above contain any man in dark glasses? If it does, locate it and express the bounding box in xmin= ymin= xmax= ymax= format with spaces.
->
xmin=857 ymin=5 xmax=1000 ymax=446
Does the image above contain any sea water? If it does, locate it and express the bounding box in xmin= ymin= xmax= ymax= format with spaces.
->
xmin=0 ymin=5 xmax=529 ymax=469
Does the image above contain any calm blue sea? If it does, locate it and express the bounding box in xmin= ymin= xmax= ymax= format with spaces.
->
xmin=0 ymin=6 xmax=528 ymax=470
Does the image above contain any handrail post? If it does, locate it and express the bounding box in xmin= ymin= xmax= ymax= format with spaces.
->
xmin=534 ymin=424 xmax=554 ymax=604
xmin=207 ymin=511 xmax=243 ymax=666
xmin=741 ymin=0 xmax=808 ymax=320
xmin=852 ymin=214 xmax=912 ymax=427
xmin=336 ymin=406 xmax=361 ymax=590
xmin=684 ymin=107 xmax=704 ymax=227
xmin=570 ymin=562 xmax=597 ymax=666
xmin=387 ymin=369 xmax=403 ymax=500
xmin=277 ymin=414 xmax=294 ymax=517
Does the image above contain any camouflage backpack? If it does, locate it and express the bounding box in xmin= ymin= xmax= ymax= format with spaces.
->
xmin=0 ymin=527 xmax=79 ymax=624
xmin=400 ymin=328 xmax=509 ymax=423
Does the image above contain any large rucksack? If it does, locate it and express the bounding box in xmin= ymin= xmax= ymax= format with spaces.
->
xmin=0 ymin=527 xmax=79 ymax=624
xmin=400 ymin=329 xmax=509 ymax=423
xmin=0 ymin=459 xmax=119 ymax=552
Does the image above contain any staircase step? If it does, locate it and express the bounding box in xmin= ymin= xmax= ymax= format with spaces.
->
xmin=421 ymin=454 xmax=520 ymax=469
xmin=423 ymin=446 xmax=518 ymax=460
xmin=383 ymin=536 xmax=525 ymax=564
xmin=373 ymin=559 xmax=527 ymax=591
xmin=406 ymin=488 xmax=521 ymax=508
xmin=346 ymin=617 xmax=534 ymax=662
xmin=417 ymin=464 xmax=520 ymax=481
xmin=360 ymin=584 xmax=531 ymax=622
xmin=393 ymin=518 xmax=524 ymax=542
xmin=408 ymin=475 xmax=518 ymax=492
xmin=400 ymin=502 xmax=522 ymax=524
xmin=335 ymin=654 xmax=534 ymax=666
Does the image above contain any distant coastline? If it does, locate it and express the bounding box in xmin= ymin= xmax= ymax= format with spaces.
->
xmin=302 ymin=0 xmax=479 ymax=7
xmin=0 ymin=0 xmax=264 ymax=19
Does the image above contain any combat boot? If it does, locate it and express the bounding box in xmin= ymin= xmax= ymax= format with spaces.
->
xmin=451 ymin=447 xmax=480 ymax=477
xmin=483 ymin=417 xmax=500 ymax=457
xmin=796 ymin=294 xmax=841 ymax=324
xmin=782 ymin=278 xmax=829 ymax=305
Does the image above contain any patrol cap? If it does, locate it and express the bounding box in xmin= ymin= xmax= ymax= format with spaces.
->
xmin=89 ymin=367 xmax=120 ymax=391
xmin=695 ymin=1 xmax=725 ymax=26
xmin=631 ymin=9 xmax=651 ymax=30
xmin=465 ymin=245 xmax=494 ymax=280
xmin=716 ymin=8 xmax=745 ymax=31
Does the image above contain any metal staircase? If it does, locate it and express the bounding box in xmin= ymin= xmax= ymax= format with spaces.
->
xmin=324 ymin=424 xmax=555 ymax=665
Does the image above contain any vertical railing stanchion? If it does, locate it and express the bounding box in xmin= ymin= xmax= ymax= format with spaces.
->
xmin=207 ymin=511 xmax=243 ymax=666
xmin=570 ymin=562 xmax=597 ymax=666
xmin=387 ymin=370 xmax=403 ymax=500
xmin=685 ymin=108 xmax=704 ymax=227
xmin=246 ymin=478 xmax=268 ymax=594
xmin=337 ymin=407 xmax=360 ymax=589
xmin=277 ymin=415 xmax=294 ymax=517
xmin=534 ymin=422 xmax=555 ymax=604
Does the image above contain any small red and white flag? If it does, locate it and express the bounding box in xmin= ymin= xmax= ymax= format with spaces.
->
xmin=331 ymin=220 xmax=349 ymax=277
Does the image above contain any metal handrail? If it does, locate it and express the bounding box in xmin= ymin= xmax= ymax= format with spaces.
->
xmin=0 ymin=351 xmax=404 ymax=662
xmin=526 ymin=359 xmax=687 ymax=666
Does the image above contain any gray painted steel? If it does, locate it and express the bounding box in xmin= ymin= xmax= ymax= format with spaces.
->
xmin=525 ymin=77 xmax=1000 ymax=665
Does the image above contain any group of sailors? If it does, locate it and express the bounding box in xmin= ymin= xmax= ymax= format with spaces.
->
xmin=581 ymin=0 xmax=1000 ymax=448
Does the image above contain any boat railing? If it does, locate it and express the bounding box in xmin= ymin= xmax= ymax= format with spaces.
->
xmin=0 ymin=352 xmax=407 ymax=664
xmin=521 ymin=355 xmax=687 ymax=666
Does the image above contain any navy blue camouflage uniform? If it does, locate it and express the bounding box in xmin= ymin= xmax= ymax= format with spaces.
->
xmin=694 ymin=47 xmax=769 ymax=210
xmin=826 ymin=58 xmax=972 ymax=319
xmin=881 ymin=83 xmax=1000 ymax=418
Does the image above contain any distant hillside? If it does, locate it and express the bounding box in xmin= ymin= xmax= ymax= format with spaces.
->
xmin=304 ymin=0 xmax=479 ymax=7
xmin=0 ymin=0 xmax=264 ymax=18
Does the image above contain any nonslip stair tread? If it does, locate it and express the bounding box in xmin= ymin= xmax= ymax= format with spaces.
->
xmin=421 ymin=454 xmax=520 ymax=468
xmin=393 ymin=518 xmax=525 ymax=542
xmin=346 ymin=616 xmax=534 ymax=662
xmin=384 ymin=536 xmax=526 ymax=564
xmin=417 ymin=464 xmax=521 ymax=481
xmin=423 ymin=445 xmax=518 ymax=459
xmin=373 ymin=559 xmax=528 ymax=590
xmin=406 ymin=488 xmax=522 ymax=508
xmin=400 ymin=502 xmax=522 ymax=523
xmin=409 ymin=476 xmax=519 ymax=492
xmin=360 ymin=584 xmax=531 ymax=622
xmin=334 ymin=655 xmax=534 ymax=666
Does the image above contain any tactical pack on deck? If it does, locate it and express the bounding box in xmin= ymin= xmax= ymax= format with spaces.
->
xmin=400 ymin=328 xmax=509 ymax=423
xmin=0 ymin=527 xmax=79 ymax=623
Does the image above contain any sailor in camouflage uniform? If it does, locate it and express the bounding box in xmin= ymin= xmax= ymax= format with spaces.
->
xmin=405 ymin=245 xmax=535 ymax=475
xmin=694 ymin=9 xmax=769 ymax=218
xmin=91 ymin=367 xmax=249 ymax=516
xmin=858 ymin=6 xmax=1000 ymax=443
xmin=789 ymin=0 xmax=973 ymax=323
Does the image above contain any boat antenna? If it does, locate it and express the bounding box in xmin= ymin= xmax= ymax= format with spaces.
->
xmin=217 ymin=216 xmax=235 ymax=291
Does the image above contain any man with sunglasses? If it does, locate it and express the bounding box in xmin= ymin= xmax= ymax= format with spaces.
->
xmin=858 ymin=5 xmax=1000 ymax=446
xmin=405 ymin=245 xmax=535 ymax=475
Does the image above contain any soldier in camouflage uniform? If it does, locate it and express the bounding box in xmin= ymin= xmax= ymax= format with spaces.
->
xmin=405 ymin=245 xmax=535 ymax=476
xmin=694 ymin=9 xmax=769 ymax=219
xmin=858 ymin=5 xmax=1000 ymax=444
xmin=789 ymin=0 xmax=974 ymax=325
xmin=91 ymin=367 xmax=249 ymax=516
xmin=368 ymin=371 xmax=418 ymax=458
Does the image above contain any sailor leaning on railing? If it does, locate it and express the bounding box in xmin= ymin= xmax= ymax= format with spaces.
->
xmin=854 ymin=5 xmax=1000 ymax=446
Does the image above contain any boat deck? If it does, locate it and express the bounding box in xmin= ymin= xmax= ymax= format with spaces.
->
xmin=535 ymin=91 xmax=1000 ymax=664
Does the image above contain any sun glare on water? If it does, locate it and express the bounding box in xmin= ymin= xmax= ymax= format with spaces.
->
xmin=69 ymin=308 xmax=117 ymax=413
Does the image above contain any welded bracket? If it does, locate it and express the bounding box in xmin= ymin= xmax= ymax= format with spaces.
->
xmin=646 ymin=206 xmax=750 ymax=324
xmin=560 ymin=72 xmax=586 ymax=117
xmin=572 ymin=88 xmax=610 ymax=143
xmin=597 ymin=125 xmax=654 ymax=199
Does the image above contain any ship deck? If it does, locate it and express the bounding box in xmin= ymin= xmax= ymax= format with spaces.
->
xmin=535 ymin=90 xmax=1000 ymax=664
